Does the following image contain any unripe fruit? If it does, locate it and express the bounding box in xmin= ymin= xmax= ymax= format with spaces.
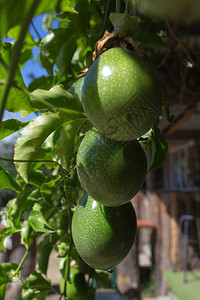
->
xmin=69 ymin=76 xmax=85 ymax=102
xmin=82 ymin=47 xmax=161 ymax=141
xmin=77 ymin=128 xmax=147 ymax=207
xmin=72 ymin=194 xmax=137 ymax=270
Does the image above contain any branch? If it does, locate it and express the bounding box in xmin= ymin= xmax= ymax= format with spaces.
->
xmin=165 ymin=18 xmax=195 ymax=67
xmin=0 ymin=156 xmax=63 ymax=169
xmin=11 ymin=249 xmax=29 ymax=279
xmin=100 ymin=0 xmax=111 ymax=38
xmin=31 ymin=20 xmax=42 ymax=40
xmin=0 ymin=56 xmax=9 ymax=72
xmin=0 ymin=0 xmax=41 ymax=126
xmin=125 ymin=0 xmax=130 ymax=14
xmin=116 ymin=0 xmax=121 ymax=13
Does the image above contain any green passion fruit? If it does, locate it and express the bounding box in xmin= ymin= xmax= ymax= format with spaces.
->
xmin=69 ymin=76 xmax=85 ymax=102
xmin=72 ymin=194 xmax=137 ymax=270
xmin=76 ymin=128 xmax=147 ymax=207
xmin=82 ymin=47 xmax=162 ymax=141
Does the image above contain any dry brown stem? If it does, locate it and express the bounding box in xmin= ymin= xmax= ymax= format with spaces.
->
xmin=92 ymin=31 xmax=117 ymax=61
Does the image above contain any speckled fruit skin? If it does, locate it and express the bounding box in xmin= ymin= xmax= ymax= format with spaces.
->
xmin=82 ymin=47 xmax=162 ymax=141
xmin=76 ymin=128 xmax=147 ymax=207
xmin=69 ymin=76 xmax=85 ymax=102
xmin=72 ymin=194 xmax=137 ymax=270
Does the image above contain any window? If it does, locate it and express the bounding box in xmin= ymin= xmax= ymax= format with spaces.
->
xmin=169 ymin=140 xmax=200 ymax=190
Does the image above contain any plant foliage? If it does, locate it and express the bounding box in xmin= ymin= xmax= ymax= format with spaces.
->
xmin=1 ymin=0 xmax=188 ymax=298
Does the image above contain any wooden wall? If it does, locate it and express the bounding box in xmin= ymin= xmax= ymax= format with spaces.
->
xmin=145 ymin=191 xmax=200 ymax=295
xmin=122 ymin=179 xmax=200 ymax=295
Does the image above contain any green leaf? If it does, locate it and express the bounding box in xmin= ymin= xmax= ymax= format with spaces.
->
xmin=0 ymin=166 xmax=23 ymax=192
xmin=60 ymin=1 xmax=78 ymax=14
xmin=0 ymin=262 xmax=18 ymax=274
xmin=36 ymin=0 xmax=78 ymax=16
xmin=37 ymin=234 xmax=58 ymax=274
xmin=0 ymin=283 xmax=6 ymax=300
xmin=72 ymin=0 xmax=90 ymax=36
xmin=27 ymin=147 xmax=55 ymax=173
xmin=30 ymin=84 xmax=83 ymax=112
xmin=7 ymin=26 xmax=35 ymax=68
xmin=94 ymin=270 xmax=112 ymax=289
xmin=0 ymin=43 xmax=35 ymax=114
xmin=8 ymin=25 xmax=34 ymax=43
xmin=23 ymin=271 xmax=52 ymax=289
xmin=56 ymin=37 xmax=77 ymax=77
xmin=109 ymin=13 xmax=141 ymax=37
xmin=0 ymin=119 xmax=28 ymax=140
xmin=21 ymin=219 xmax=35 ymax=250
xmin=18 ymin=49 xmax=33 ymax=67
xmin=55 ymin=119 xmax=85 ymax=169
xmin=39 ymin=28 xmax=67 ymax=75
xmin=40 ymin=175 xmax=61 ymax=205
xmin=29 ymin=207 xmax=54 ymax=233
xmin=14 ymin=112 xmax=68 ymax=182
xmin=0 ymin=0 xmax=30 ymax=40
xmin=138 ymin=128 xmax=153 ymax=152
xmin=6 ymin=188 xmax=38 ymax=228
xmin=0 ymin=270 xmax=10 ymax=286
xmin=28 ymin=76 xmax=54 ymax=92
xmin=20 ymin=271 xmax=52 ymax=300
xmin=0 ymin=0 xmax=77 ymax=40
xmin=17 ymin=288 xmax=36 ymax=300
xmin=0 ymin=227 xmax=20 ymax=251
xmin=42 ymin=13 xmax=55 ymax=32
xmin=0 ymin=78 xmax=33 ymax=114
xmin=28 ymin=170 xmax=46 ymax=187
xmin=148 ymin=127 xmax=168 ymax=172
xmin=0 ymin=262 xmax=18 ymax=298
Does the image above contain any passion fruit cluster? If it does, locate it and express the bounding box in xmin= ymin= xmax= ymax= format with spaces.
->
xmin=72 ymin=47 xmax=161 ymax=270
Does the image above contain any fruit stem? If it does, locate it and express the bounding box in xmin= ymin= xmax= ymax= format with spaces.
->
xmin=116 ymin=0 xmax=121 ymax=13
xmin=100 ymin=0 xmax=111 ymax=38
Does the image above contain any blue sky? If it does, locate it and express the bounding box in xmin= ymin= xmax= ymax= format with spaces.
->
xmin=3 ymin=14 xmax=59 ymax=123
xmin=21 ymin=14 xmax=49 ymax=87
xmin=1 ymin=14 xmax=59 ymax=144
xmin=21 ymin=13 xmax=59 ymax=87
xmin=22 ymin=14 xmax=59 ymax=86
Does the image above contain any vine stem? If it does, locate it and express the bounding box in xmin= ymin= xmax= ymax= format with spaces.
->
xmin=0 ymin=57 xmax=9 ymax=72
xmin=100 ymin=0 xmax=111 ymax=38
xmin=0 ymin=156 xmax=63 ymax=169
xmin=125 ymin=0 xmax=130 ymax=14
xmin=116 ymin=0 xmax=121 ymax=13
xmin=165 ymin=18 xmax=195 ymax=67
xmin=30 ymin=20 xmax=42 ymax=40
xmin=12 ymin=248 xmax=60 ymax=294
xmin=0 ymin=0 xmax=41 ymax=127
xmin=62 ymin=183 xmax=73 ymax=298
xmin=11 ymin=249 xmax=29 ymax=279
